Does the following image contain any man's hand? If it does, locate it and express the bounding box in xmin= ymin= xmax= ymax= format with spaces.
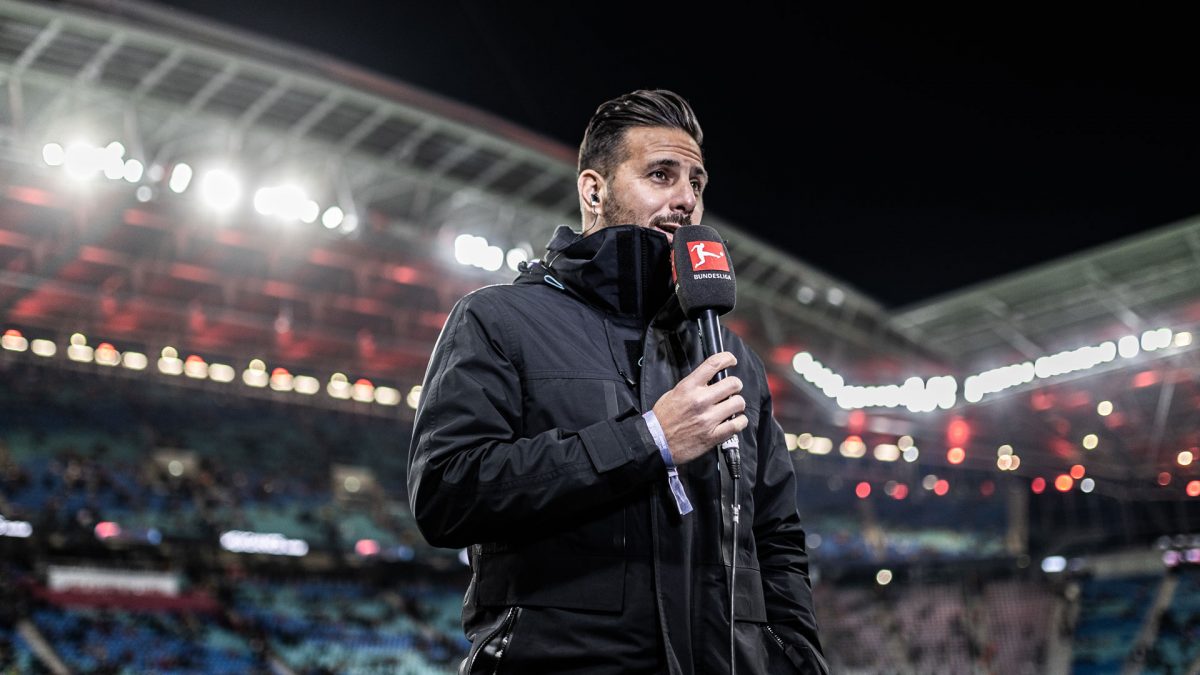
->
xmin=651 ymin=351 xmax=748 ymax=465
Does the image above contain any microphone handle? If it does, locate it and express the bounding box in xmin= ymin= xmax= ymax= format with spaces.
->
xmin=696 ymin=310 xmax=728 ymax=383
xmin=695 ymin=310 xmax=741 ymax=478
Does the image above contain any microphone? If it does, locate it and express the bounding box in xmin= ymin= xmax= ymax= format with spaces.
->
xmin=671 ymin=224 xmax=740 ymax=478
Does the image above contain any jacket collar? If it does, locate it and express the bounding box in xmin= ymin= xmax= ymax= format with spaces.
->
xmin=531 ymin=224 xmax=684 ymax=326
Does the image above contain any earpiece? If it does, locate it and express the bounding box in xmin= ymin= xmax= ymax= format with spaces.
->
xmin=590 ymin=193 xmax=599 ymax=204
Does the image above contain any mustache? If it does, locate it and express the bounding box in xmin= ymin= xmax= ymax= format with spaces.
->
xmin=651 ymin=213 xmax=692 ymax=227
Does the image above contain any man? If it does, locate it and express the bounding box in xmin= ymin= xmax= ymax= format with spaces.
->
xmin=408 ymin=89 xmax=826 ymax=674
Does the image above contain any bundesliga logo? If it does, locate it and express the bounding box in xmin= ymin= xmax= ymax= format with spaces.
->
xmin=688 ymin=241 xmax=729 ymax=272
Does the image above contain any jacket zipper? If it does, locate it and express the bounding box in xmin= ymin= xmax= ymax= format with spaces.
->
xmin=466 ymin=606 xmax=519 ymax=675
xmin=765 ymin=624 xmax=787 ymax=651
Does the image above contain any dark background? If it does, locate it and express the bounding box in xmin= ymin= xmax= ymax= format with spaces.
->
xmin=145 ymin=1 xmax=1200 ymax=307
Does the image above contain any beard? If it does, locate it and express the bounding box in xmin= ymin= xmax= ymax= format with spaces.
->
xmin=599 ymin=190 xmax=693 ymax=232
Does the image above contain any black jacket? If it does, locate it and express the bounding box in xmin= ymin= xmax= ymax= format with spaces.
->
xmin=409 ymin=224 xmax=827 ymax=674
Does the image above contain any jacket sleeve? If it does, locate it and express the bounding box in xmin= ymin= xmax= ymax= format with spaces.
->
xmin=751 ymin=355 xmax=829 ymax=672
xmin=407 ymin=290 xmax=664 ymax=549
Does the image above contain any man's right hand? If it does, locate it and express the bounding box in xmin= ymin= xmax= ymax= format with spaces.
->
xmin=650 ymin=351 xmax=748 ymax=465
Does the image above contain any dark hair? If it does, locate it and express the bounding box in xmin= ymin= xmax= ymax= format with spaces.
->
xmin=577 ymin=89 xmax=704 ymax=179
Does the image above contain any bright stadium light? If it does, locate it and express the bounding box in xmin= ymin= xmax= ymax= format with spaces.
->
xmin=481 ymin=245 xmax=504 ymax=272
xmin=902 ymin=446 xmax=919 ymax=462
xmin=1041 ymin=556 xmax=1067 ymax=573
xmin=253 ymin=184 xmax=310 ymax=221
xmin=374 ymin=386 xmax=401 ymax=406
xmin=1141 ymin=328 xmax=1172 ymax=352
xmin=67 ymin=333 xmax=93 ymax=363
xmin=1175 ymin=331 xmax=1193 ymax=347
xmin=242 ymin=359 xmax=268 ymax=387
xmin=1 ymin=330 xmax=28 ymax=352
xmin=208 ymin=363 xmax=236 ymax=383
xmin=135 ymin=186 xmax=153 ymax=202
xmin=1117 ymin=335 xmax=1140 ymax=359
xmin=873 ymin=444 xmax=900 ymax=462
xmin=808 ymin=437 xmax=833 ymax=455
xmin=123 ymin=159 xmax=144 ymax=183
xmin=796 ymin=285 xmax=816 ymax=304
xmin=1097 ymin=400 xmax=1113 ymax=416
xmin=30 ymin=339 xmax=56 ymax=357
xmin=328 ymin=373 xmax=351 ymax=399
xmin=122 ymin=351 xmax=148 ymax=370
xmin=64 ymin=141 xmax=103 ymax=180
xmin=406 ymin=384 xmax=422 ymax=409
xmin=42 ymin=142 xmax=65 ymax=166
xmin=506 ymin=247 xmax=529 ymax=271
xmin=168 ymin=163 xmax=193 ymax=193
xmin=339 ymin=213 xmax=359 ymax=234
xmin=322 ymin=205 xmax=344 ymax=229
xmin=352 ymin=378 xmax=375 ymax=403
xmin=158 ymin=347 xmax=182 ymax=375
xmin=827 ymin=287 xmax=844 ymax=306
xmin=183 ymin=355 xmax=208 ymax=379
xmin=198 ymin=169 xmax=240 ymax=211
xmin=1082 ymin=434 xmax=1098 ymax=450
xmin=293 ymin=375 xmax=320 ymax=395
xmin=102 ymin=143 xmax=125 ymax=180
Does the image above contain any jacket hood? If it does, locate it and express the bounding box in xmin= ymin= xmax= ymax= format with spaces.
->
xmin=527 ymin=224 xmax=682 ymax=325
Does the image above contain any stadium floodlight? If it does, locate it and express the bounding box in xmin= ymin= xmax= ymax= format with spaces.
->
xmin=1041 ymin=556 xmax=1067 ymax=573
xmin=135 ymin=186 xmax=152 ymax=202
xmin=208 ymin=364 xmax=236 ymax=383
xmin=839 ymin=436 xmax=867 ymax=458
xmin=168 ymin=163 xmax=193 ymax=193
xmin=293 ymin=375 xmax=320 ymax=395
xmin=102 ymin=143 xmax=125 ymax=180
xmin=1082 ymin=434 xmax=1098 ymax=450
xmin=784 ymin=433 xmax=798 ymax=450
xmin=339 ymin=213 xmax=359 ymax=234
xmin=30 ymin=339 xmax=56 ymax=357
xmin=873 ymin=444 xmax=900 ymax=462
xmin=1117 ymin=335 xmax=1140 ymax=359
xmin=796 ymin=285 xmax=816 ymax=304
xmin=270 ymin=368 xmax=294 ymax=391
xmin=1 ymin=330 xmax=27 ymax=352
xmin=808 ymin=437 xmax=833 ymax=455
xmin=1080 ymin=478 xmax=1096 ymax=493
xmin=123 ymin=159 xmax=144 ymax=183
xmin=67 ymin=333 xmax=93 ymax=363
xmin=506 ymin=247 xmax=529 ymax=271
xmin=826 ymin=287 xmax=845 ymax=306
xmin=42 ymin=142 xmax=65 ymax=166
xmin=183 ymin=355 xmax=208 ymax=379
xmin=922 ymin=475 xmax=939 ymax=491
xmin=352 ymin=378 xmax=375 ymax=403
xmin=253 ymin=184 xmax=310 ymax=221
xmin=406 ymin=384 xmax=422 ymax=410
xmin=328 ymin=373 xmax=351 ymax=399
xmin=242 ymin=359 xmax=268 ymax=387
xmin=875 ymin=569 xmax=893 ymax=586
xmin=167 ymin=460 xmax=184 ymax=477
xmin=94 ymin=343 xmax=120 ymax=367
xmin=902 ymin=446 xmax=919 ymax=462
xmin=321 ymin=206 xmax=344 ymax=229
xmin=1176 ymin=331 xmax=1193 ymax=347
xmin=64 ymin=141 xmax=104 ymax=180
xmin=374 ymin=386 xmax=401 ymax=406
xmin=797 ymin=433 xmax=814 ymax=450
xmin=1179 ymin=450 xmax=1195 ymax=467
xmin=1141 ymin=328 xmax=1172 ymax=352
xmin=481 ymin=245 xmax=504 ymax=272
xmin=1097 ymin=400 xmax=1113 ymax=416
xmin=158 ymin=347 xmax=183 ymax=376
xmin=198 ymin=169 xmax=240 ymax=211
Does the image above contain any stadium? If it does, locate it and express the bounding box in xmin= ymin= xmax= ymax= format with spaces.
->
xmin=0 ymin=1 xmax=1197 ymax=673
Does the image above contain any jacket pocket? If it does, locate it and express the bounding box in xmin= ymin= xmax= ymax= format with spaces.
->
xmin=461 ymin=606 xmax=522 ymax=675
xmin=763 ymin=623 xmax=830 ymax=675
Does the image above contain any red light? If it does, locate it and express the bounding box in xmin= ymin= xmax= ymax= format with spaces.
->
xmin=355 ymin=539 xmax=380 ymax=556
xmin=186 ymin=354 xmax=204 ymax=363
xmin=1031 ymin=391 xmax=1054 ymax=411
xmin=892 ymin=484 xmax=908 ymax=500
xmin=355 ymin=378 xmax=373 ymax=386
xmin=855 ymin=482 xmax=871 ymax=499
xmin=980 ymin=480 xmax=995 ymax=497
xmin=94 ymin=522 xmax=121 ymax=539
xmin=3 ymin=329 xmax=21 ymax=337
xmin=97 ymin=342 xmax=114 ymax=351
xmin=1133 ymin=370 xmax=1160 ymax=388
xmin=1055 ymin=475 xmax=1074 ymax=492
xmin=1070 ymin=464 xmax=1086 ymax=480
xmin=1031 ymin=477 xmax=1047 ymax=494
xmin=1188 ymin=481 xmax=1200 ymax=498
xmin=947 ymin=447 xmax=965 ymax=465
xmin=272 ymin=367 xmax=290 ymax=375
xmin=947 ymin=418 xmax=970 ymax=446
xmin=847 ymin=411 xmax=866 ymax=435
xmin=933 ymin=479 xmax=949 ymax=496
xmin=1158 ymin=472 xmax=1172 ymax=486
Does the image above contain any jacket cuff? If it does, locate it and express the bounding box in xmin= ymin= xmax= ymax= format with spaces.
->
xmin=578 ymin=409 xmax=661 ymax=474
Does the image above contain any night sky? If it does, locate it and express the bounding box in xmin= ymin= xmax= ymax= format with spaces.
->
xmin=145 ymin=2 xmax=1200 ymax=308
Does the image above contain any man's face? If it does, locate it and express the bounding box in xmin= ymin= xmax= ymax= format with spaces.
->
xmin=596 ymin=126 xmax=707 ymax=245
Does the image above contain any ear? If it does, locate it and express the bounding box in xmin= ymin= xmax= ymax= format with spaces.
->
xmin=577 ymin=170 xmax=604 ymax=213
